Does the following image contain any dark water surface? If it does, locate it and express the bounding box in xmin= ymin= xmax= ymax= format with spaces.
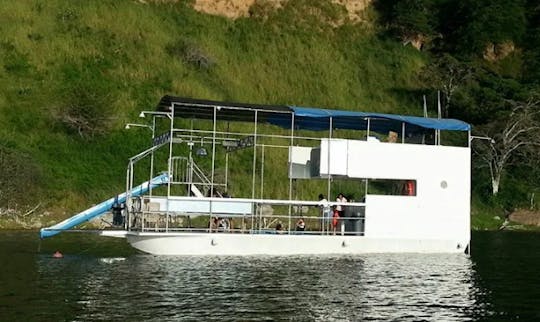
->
xmin=1 ymin=231 xmax=539 ymax=321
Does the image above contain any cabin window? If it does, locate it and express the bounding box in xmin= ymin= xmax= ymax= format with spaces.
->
xmin=367 ymin=179 xmax=416 ymax=196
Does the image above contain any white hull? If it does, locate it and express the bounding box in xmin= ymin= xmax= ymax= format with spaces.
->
xmin=125 ymin=232 xmax=469 ymax=255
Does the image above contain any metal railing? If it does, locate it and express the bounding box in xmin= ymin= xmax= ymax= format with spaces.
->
xmin=127 ymin=197 xmax=365 ymax=236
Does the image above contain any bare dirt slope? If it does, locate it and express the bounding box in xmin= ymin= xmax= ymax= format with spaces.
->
xmin=509 ymin=209 xmax=540 ymax=226
xmin=193 ymin=0 xmax=372 ymax=22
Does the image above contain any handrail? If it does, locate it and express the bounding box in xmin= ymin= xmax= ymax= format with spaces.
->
xmin=148 ymin=195 xmax=365 ymax=208
xmin=189 ymin=158 xmax=223 ymax=197
xmin=130 ymin=209 xmax=365 ymax=236
xmin=170 ymin=156 xmax=224 ymax=197
xmin=191 ymin=161 xmax=210 ymax=185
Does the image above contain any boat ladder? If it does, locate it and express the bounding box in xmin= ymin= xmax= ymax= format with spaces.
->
xmin=170 ymin=156 xmax=223 ymax=197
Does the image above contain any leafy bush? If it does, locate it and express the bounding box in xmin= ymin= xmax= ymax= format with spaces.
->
xmin=54 ymin=62 xmax=115 ymax=138
xmin=166 ymin=39 xmax=215 ymax=70
xmin=56 ymin=84 xmax=113 ymax=138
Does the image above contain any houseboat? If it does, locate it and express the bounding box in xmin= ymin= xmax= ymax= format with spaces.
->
xmin=41 ymin=96 xmax=472 ymax=255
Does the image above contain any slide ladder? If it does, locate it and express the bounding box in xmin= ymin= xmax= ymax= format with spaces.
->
xmin=39 ymin=173 xmax=169 ymax=239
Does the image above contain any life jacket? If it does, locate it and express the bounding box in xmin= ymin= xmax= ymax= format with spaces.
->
xmin=332 ymin=210 xmax=339 ymax=227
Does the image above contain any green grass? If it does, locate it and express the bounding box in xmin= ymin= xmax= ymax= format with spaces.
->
xmin=471 ymin=195 xmax=506 ymax=230
xmin=1 ymin=0 xmax=435 ymax=218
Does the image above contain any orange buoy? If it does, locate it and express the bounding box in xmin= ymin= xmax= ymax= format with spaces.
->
xmin=53 ymin=251 xmax=63 ymax=258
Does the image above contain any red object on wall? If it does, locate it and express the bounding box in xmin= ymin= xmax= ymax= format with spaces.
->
xmin=405 ymin=180 xmax=416 ymax=196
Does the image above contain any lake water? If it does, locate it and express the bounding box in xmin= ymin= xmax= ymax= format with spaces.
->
xmin=1 ymin=231 xmax=539 ymax=321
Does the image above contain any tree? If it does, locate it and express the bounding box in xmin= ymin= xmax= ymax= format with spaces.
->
xmin=473 ymin=97 xmax=540 ymax=195
xmin=451 ymin=0 xmax=526 ymax=57
xmin=523 ymin=1 xmax=540 ymax=83
xmin=420 ymin=54 xmax=472 ymax=117
xmin=391 ymin=0 xmax=436 ymax=50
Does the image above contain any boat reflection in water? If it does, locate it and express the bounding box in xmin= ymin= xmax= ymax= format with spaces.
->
xmin=35 ymin=251 xmax=485 ymax=321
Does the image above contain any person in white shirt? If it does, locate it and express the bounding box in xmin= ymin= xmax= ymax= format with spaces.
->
xmin=335 ymin=193 xmax=348 ymax=235
xmin=318 ymin=194 xmax=331 ymax=233
xmin=335 ymin=193 xmax=348 ymax=218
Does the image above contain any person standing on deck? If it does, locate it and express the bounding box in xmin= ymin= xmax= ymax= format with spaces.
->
xmin=318 ymin=194 xmax=331 ymax=234
xmin=335 ymin=193 xmax=347 ymax=218
xmin=335 ymin=193 xmax=348 ymax=235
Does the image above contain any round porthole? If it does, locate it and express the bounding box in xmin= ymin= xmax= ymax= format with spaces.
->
xmin=440 ymin=181 xmax=448 ymax=189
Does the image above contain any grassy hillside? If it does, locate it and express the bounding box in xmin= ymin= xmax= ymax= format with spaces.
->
xmin=2 ymin=0 xmax=437 ymax=222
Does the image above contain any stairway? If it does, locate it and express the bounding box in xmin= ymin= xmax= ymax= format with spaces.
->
xmin=171 ymin=156 xmax=223 ymax=197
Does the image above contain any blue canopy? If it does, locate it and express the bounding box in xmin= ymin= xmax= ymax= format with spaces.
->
xmin=159 ymin=96 xmax=471 ymax=134
xmin=288 ymin=106 xmax=471 ymax=132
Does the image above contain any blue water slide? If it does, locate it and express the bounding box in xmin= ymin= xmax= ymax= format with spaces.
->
xmin=40 ymin=173 xmax=169 ymax=239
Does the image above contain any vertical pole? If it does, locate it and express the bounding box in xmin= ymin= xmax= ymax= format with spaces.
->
xmin=260 ymin=144 xmax=265 ymax=232
xmin=366 ymin=118 xmax=370 ymax=140
xmin=325 ymin=117 xmax=333 ymax=235
xmin=422 ymin=95 xmax=427 ymax=144
xmin=125 ymin=164 xmax=130 ymax=231
xmin=211 ymin=106 xmax=217 ymax=196
xmin=189 ymin=119 xmax=193 ymax=196
xmin=326 ymin=117 xmax=333 ymax=206
xmin=225 ymin=152 xmax=229 ymax=192
xmin=423 ymin=95 xmax=428 ymax=118
xmin=166 ymin=104 xmax=175 ymax=232
xmin=149 ymin=115 xmax=156 ymax=197
xmin=251 ymin=111 xmax=258 ymax=199
xmin=225 ymin=121 xmax=229 ymax=193
xmin=288 ymin=113 xmax=295 ymax=234
xmin=129 ymin=161 xmax=134 ymax=231
xmin=401 ymin=122 xmax=405 ymax=144
xmin=251 ymin=110 xmax=258 ymax=231
xmin=260 ymin=145 xmax=265 ymax=199
xmin=210 ymin=106 xmax=217 ymax=220
xmin=437 ymin=91 xmax=442 ymax=145
xmin=365 ymin=178 xmax=368 ymax=195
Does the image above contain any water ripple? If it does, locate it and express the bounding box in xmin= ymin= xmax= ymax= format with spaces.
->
xmin=3 ymin=231 xmax=540 ymax=321
xmin=28 ymin=254 xmax=482 ymax=321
